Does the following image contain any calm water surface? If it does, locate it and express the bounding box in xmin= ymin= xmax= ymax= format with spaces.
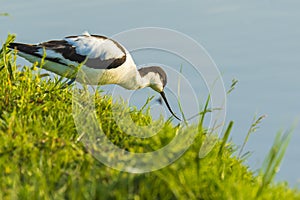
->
xmin=1 ymin=0 xmax=300 ymax=186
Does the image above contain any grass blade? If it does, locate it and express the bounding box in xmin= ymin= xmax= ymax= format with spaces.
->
xmin=218 ymin=121 xmax=234 ymax=157
xmin=256 ymin=129 xmax=293 ymax=197
xmin=238 ymin=114 xmax=267 ymax=158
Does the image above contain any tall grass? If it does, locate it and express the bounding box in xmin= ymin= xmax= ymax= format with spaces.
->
xmin=0 ymin=34 xmax=299 ymax=199
xmin=238 ymin=114 xmax=267 ymax=159
xmin=257 ymin=130 xmax=293 ymax=197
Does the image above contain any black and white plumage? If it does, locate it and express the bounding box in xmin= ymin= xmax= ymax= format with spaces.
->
xmin=8 ymin=32 xmax=180 ymax=120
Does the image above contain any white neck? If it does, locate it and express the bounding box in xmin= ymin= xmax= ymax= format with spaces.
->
xmin=113 ymin=55 xmax=165 ymax=91
xmin=116 ymin=68 xmax=161 ymax=91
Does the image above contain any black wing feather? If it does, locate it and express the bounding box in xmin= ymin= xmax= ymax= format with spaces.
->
xmin=9 ymin=35 xmax=127 ymax=69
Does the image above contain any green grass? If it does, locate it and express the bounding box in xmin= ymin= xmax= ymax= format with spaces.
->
xmin=0 ymin=13 xmax=9 ymax=17
xmin=0 ymin=34 xmax=300 ymax=199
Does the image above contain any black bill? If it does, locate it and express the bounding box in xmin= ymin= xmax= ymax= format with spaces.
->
xmin=160 ymin=91 xmax=181 ymax=121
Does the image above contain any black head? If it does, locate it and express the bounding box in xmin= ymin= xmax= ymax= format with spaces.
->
xmin=138 ymin=66 xmax=167 ymax=91
xmin=138 ymin=66 xmax=181 ymax=121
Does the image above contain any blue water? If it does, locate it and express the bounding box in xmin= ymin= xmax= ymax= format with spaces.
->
xmin=1 ymin=0 xmax=300 ymax=186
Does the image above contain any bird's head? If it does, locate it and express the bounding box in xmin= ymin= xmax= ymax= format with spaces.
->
xmin=138 ymin=66 xmax=181 ymax=121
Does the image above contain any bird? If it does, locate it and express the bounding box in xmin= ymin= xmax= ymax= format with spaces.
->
xmin=8 ymin=32 xmax=181 ymax=120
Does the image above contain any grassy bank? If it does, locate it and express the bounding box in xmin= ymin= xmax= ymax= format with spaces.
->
xmin=0 ymin=35 xmax=299 ymax=199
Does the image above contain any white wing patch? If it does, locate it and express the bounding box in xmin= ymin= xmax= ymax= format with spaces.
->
xmin=65 ymin=35 xmax=125 ymax=60
xmin=37 ymin=48 xmax=78 ymax=66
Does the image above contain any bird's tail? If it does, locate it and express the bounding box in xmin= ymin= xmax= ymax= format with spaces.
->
xmin=8 ymin=43 xmax=38 ymax=55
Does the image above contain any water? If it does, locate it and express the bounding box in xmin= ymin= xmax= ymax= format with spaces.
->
xmin=1 ymin=0 xmax=300 ymax=186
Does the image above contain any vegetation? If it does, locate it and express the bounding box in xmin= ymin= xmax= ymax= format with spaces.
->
xmin=0 ymin=12 xmax=9 ymax=17
xmin=0 ymin=34 xmax=299 ymax=199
